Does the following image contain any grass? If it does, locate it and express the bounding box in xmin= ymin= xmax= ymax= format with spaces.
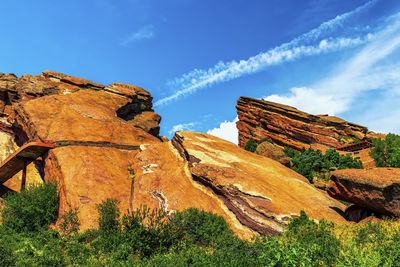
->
xmin=1 ymin=182 xmax=400 ymax=266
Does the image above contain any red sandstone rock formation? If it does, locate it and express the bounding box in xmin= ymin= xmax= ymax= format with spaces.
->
xmin=0 ymin=71 xmax=162 ymax=228
xmin=327 ymin=168 xmax=400 ymax=216
xmin=0 ymin=72 xmax=348 ymax=239
xmin=132 ymin=132 xmax=347 ymax=239
xmin=236 ymin=97 xmax=370 ymax=151
xmin=0 ymin=71 xmax=161 ymax=137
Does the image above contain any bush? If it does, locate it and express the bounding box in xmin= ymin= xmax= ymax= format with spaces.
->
xmin=60 ymin=207 xmax=80 ymax=236
xmin=0 ymin=239 xmax=16 ymax=266
xmin=122 ymin=205 xmax=182 ymax=257
xmin=96 ymin=198 xmax=121 ymax=233
xmin=370 ymin=133 xmax=400 ymax=167
xmin=171 ymin=208 xmax=233 ymax=246
xmin=284 ymin=210 xmax=341 ymax=266
xmin=0 ymin=182 xmax=59 ymax=232
xmin=286 ymin=148 xmax=363 ymax=183
xmin=244 ymin=138 xmax=258 ymax=152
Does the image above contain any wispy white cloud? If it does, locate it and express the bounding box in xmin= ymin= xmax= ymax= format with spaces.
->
xmin=263 ymin=13 xmax=400 ymax=133
xmin=207 ymin=117 xmax=239 ymax=144
xmin=154 ymin=0 xmax=377 ymax=107
xmin=168 ymin=122 xmax=195 ymax=135
xmin=121 ymin=24 xmax=155 ymax=46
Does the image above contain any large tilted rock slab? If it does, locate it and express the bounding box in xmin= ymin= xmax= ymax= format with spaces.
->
xmin=236 ymin=96 xmax=369 ymax=150
xmin=132 ymin=132 xmax=347 ymax=239
xmin=327 ymin=168 xmax=400 ymax=216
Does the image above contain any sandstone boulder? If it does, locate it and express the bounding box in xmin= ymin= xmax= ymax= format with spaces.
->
xmin=327 ymin=168 xmax=400 ymax=216
xmin=132 ymin=132 xmax=347 ymax=239
xmin=255 ymin=141 xmax=291 ymax=166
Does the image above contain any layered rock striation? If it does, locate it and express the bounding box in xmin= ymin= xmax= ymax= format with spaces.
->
xmin=236 ymin=97 xmax=370 ymax=150
xmin=132 ymin=132 xmax=347 ymax=239
xmin=0 ymin=72 xmax=350 ymax=238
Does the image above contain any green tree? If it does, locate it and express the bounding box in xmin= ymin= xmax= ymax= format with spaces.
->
xmin=370 ymin=133 xmax=400 ymax=167
xmin=244 ymin=138 xmax=258 ymax=152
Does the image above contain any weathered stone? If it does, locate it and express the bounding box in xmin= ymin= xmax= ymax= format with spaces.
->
xmin=345 ymin=205 xmax=377 ymax=223
xmin=255 ymin=141 xmax=291 ymax=166
xmin=11 ymin=89 xmax=161 ymax=145
xmin=42 ymin=70 xmax=104 ymax=89
xmin=132 ymin=132 xmax=347 ymax=239
xmin=128 ymin=111 xmax=161 ymax=137
xmin=327 ymin=168 xmax=400 ymax=216
xmin=236 ymin=97 xmax=369 ymax=150
xmin=44 ymin=146 xmax=137 ymax=231
xmin=0 ymin=71 xmax=163 ymax=232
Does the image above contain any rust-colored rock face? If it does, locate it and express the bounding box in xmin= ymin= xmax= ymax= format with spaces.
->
xmin=0 ymin=71 xmax=163 ymax=231
xmin=11 ymin=89 xmax=161 ymax=145
xmin=132 ymin=132 xmax=347 ymax=239
xmin=0 ymin=71 xmax=161 ymax=138
xmin=327 ymin=168 xmax=400 ymax=216
xmin=236 ymin=97 xmax=369 ymax=150
xmin=45 ymin=146 xmax=138 ymax=230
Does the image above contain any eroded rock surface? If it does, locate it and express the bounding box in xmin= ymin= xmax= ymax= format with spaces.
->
xmin=0 ymin=71 xmax=162 ymax=230
xmin=327 ymin=168 xmax=400 ymax=216
xmin=236 ymin=97 xmax=370 ymax=150
xmin=0 ymin=71 xmax=161 ymax=138
xmin=255 ymin=141 xmax=291 ymax=167
xmin=132 ymin=132 xmax=347 ymax=239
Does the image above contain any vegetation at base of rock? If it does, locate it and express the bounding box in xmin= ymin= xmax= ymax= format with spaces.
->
xmin=1 ymin=187 xmax=400 ymax=266
xmin=370 ymin=133 xmax=400 ymax=167
xmin=244 ymin=137 xmax=258 ymax=152
xmin=244 ymin=137 xmax=274 ymax=152
xmin=0 ymin=182 xmax=59 ymax=232
xmin=59 ymin=207 xmax=80 ymax=236
xmin=284 ymin=147 xmax=363 ymax=183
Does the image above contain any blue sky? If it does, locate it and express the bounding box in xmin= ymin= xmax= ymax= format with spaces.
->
xmin=1 ymin=0 xmax=400 ymax=143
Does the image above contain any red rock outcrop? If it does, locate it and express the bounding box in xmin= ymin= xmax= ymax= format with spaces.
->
xmin=0 ymin=71 xmax=163 ymax=230
xmin=0 ymin=71 xmax=161 ymax=138
xmin=236 ymin=97 xmax=370 ymax=151
xmin=327 ymin=168 xmax=400 ymax=216
xmin=132 ymin=132 xmax=347 ymax=239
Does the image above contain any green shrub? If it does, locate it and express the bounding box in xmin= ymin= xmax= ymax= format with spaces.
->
xmin=171 ymin=208 xmax=233 ymax=246
xmin=0 ymin=182 xmax=59 ymax=232
xmin=370 ymin=133 xmax=400 ymax=167
xmin=286 ymin=148 xmax=363 ymax=183
xmin=284 ymin=210 xmax=341 ymax=266
xmin=96 ymin=198 xmax=121 ymax=233
xmin=122 ymin=205 xmax=182 ymax=257
xmin=60 ymin=207 xmax=80 ymax=236
xmin=244 ymin=137 xmax=258 ymax=152
xmin=283 ymin=146 xmax=300 ymax=158
xmin=0 ymin=239 xmax=16 ymax=266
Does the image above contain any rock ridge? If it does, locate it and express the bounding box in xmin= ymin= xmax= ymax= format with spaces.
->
xmin=236 ymin=96 xmax=370 ymax=150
